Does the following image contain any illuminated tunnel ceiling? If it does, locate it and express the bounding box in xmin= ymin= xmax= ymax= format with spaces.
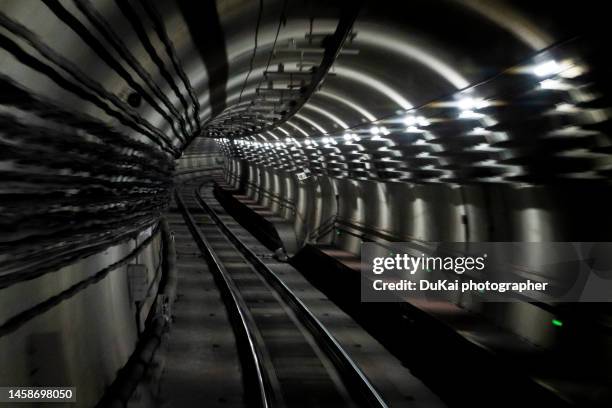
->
xmin=2 ymin=1 xmax=607 ymax=149
xmin=1 ymin=0 xmax=610 ymax=278
xmin=3 ymin=2 xmax=612 ymax=405
xmin=4 ymin=0 xmax=604 ymax=185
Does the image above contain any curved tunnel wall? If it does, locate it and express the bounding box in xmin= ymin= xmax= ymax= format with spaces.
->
xmin=222 ymin=158 xmax=610 ymax=350
xmin=0 ymin=227 xmax=162 ymax=407
xmin=1 ymin=0 xmax=611 ymax=405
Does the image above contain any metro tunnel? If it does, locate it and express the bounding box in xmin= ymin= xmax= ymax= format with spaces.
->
xmin=1 ymin=0 xmax=612 ymax=407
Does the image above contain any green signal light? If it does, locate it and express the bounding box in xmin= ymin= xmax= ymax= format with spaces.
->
xmin=552 ymin=319 xmax=563 ymax=327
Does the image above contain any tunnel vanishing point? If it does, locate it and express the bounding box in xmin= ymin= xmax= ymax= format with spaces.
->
xmin=1 ymin=1 xmax=612 ymax=407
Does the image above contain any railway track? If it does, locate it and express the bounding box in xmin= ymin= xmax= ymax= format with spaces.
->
xmin=173 ymin=175 xmax=388 ymax=408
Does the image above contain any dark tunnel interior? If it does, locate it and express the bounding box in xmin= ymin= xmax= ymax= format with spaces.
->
xmin=1 ymin=1 xmax=612 ymax=407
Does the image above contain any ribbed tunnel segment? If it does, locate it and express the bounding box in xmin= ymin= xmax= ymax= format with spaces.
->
xmin=1 ymin=1 xmax=611 ymax=407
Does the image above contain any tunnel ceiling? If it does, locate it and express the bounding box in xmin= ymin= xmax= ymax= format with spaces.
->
xmin=2 ymin=0 xmax=611 ymax=280
xmin=1 ymin=1 xmax=608 ymax=150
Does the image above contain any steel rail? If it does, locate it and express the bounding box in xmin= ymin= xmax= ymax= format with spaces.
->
xmin=194 ymin=182 xmax=388 ymax=408
xmin=174 ymin=189 xmax=274 ymax=408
